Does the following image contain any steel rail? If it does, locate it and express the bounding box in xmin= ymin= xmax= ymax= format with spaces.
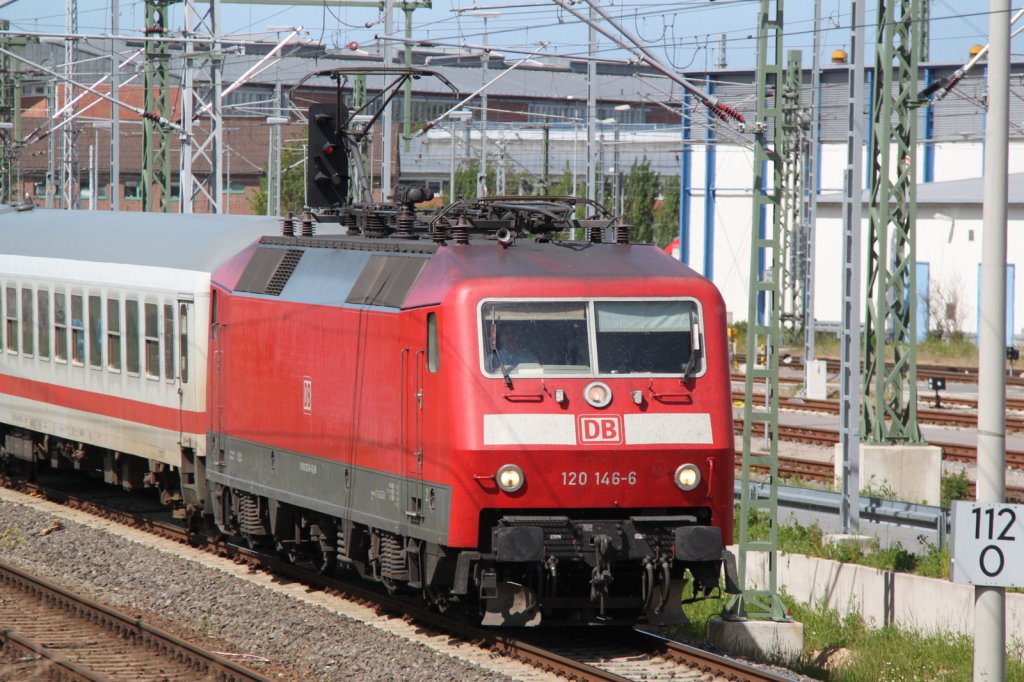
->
xmin=0 ymin=559 xmax=272 ymax=682
xmin=636 ymin=628 xmax=800 ymax=682
xmin=732 ymin=390 xmax=1024 ymax=431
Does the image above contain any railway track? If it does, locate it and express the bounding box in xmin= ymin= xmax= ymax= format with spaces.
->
xmin=732 ymin=390 xmax=1024 ymax=431
xmin=733 ymin=355 xmax=1021 ymax=387
xmin=0 ymin=558 xmax=271 ymax=682
xmin=0 ymin=477 xmax=800 ymax=682
xmin=735 ymin=422 xmax=1024 ymax=503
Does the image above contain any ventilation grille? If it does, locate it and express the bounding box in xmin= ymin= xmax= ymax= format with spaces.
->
xmin=236 ymin=247 xmax=303 ymax=296
xmin=265 ymin=250 xmax=303 ymax=295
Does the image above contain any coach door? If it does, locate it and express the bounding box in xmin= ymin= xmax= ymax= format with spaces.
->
xmin=177 ymin=299 xmax=195 ymax=446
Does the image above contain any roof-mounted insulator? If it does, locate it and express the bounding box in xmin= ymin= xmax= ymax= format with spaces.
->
xmin=453 ymin=216 xmax=471 ymax=245
xmin=395 ymin=205 xmax=416 ymax=239
xmin=343 ymin=211 xmax=359 ymax=235
xmin=282 ymin=211 xmax=295 ymax=236
xmin=301 ymin=211 xmax=315 ymax=237
xmin=589 ymin=225 xmax=603 ymax=244
xmin=432 ymin=217 xmax=449 ymax=245
xmin=614 ymin=221 xmax=632 ymax=245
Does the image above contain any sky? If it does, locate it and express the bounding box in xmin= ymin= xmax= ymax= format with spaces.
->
xmin=0 ymin=0 xmax=1020 ymax=72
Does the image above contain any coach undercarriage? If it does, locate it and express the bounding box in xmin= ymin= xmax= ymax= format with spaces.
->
xmin=0 ymin=428 xmax=186 ymax=512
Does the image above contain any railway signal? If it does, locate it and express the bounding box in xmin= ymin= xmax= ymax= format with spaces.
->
xmin=306 ymin=103 xmax=349 ymax=209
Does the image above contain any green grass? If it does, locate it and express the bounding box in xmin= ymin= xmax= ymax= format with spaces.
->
xmin=739 ymin=506 xmax=945 ymax=575
xmin=673 ymin=585 xmax=1024 ymax=681
xmin=730 ymin=324 xmax=984 ymax=370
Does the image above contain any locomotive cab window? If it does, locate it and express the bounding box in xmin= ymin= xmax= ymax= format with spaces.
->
xmin=480 ymin=298 xmax=704 ymax=378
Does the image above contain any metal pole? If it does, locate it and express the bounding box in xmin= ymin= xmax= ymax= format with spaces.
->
xmin=381 ymin=0 xmax=394 ymax=201
xmin=478 ymin=14 xmax=492 ymax=197
xmin=839 ymin=0 xmax=866 ymax=534
xmin=449 ymin=123 xmax=457 ymax=202
xmin=110 ymin=0 xmax=119 ymax=210
xmin=804 ymin=0 xmax=823 ymax=362
xmin=87 ymin=141 xmax=94 ymax=209
xmin=975 ymin=1 xmax=1009 ymax=678
xmin=612 ymin=121 xmax=620 ymax=215
xmin=585 ymin=5 xmax=596 ymax=207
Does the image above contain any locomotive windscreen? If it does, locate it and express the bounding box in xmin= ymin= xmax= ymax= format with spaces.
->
xmin=480 ymin=299 xmax=703 ymax=377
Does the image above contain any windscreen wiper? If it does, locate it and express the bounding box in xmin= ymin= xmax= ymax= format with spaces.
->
xmin=681 ymin=321 xmax=702 ymax=383
xmin=489 ymin=322 xmax=513 ymax=389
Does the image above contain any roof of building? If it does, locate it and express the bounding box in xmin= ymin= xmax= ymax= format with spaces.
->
xmin=818 ymin=173 xmax=1024 ymax=208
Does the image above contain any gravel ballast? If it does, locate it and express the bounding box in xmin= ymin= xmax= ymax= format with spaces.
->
xmin=0 ymin=494 xmax=536 ymax=681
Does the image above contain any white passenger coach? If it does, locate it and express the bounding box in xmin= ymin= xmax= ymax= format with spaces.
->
xmin=0 ymin=206 xmax=278 ymax=507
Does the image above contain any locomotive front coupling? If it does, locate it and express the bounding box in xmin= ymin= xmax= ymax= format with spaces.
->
xmin=468 ymin=515 xmax=739 ymax=625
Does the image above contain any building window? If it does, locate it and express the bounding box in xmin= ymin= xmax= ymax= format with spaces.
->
xmin=225 ymin=180 xmax=247 ymax=194
xmin=145 ymin=302 xmax=159 ymax=378
xmin=80 ymin=180 xmax=109 ymax=201
xmin=124 ymin=179 xmax=143 ymax=201
xmin=21 ymin=288 xmax=33 ymax=357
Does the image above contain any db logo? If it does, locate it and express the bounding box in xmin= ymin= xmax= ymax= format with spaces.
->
xmin=577 ymin=415 xmax=623 ymax=444
xmin=302 ymin=377 xmax=313 ymax=415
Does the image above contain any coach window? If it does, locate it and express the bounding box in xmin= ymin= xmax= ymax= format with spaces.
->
xmin=54 ymin=291 xmax=68 ymax=363
xmin=126 ymin=299 xmax=140 ymax=375
xmin=427 ymin=312 xmax=438 ymax=372
xmin=21 ymin=288 xmax=33 ymax=357
xmin=107 ymin=298 xmax=121 ymax=372
xmin=71 ymin=294 xmax=84 ymax=365
xmin=5 ymin=287 xmax=17 ymax=353
xmin=163 ymin=303 xmax=174 ymax=381
xmin=179 ymin=303 xmax=189 ymax=384
xmin=37 ymin=289 xmax=49 ymax=360
xmin=144 ymin=302 xmax=159 ymax=379
xmin=88 ymin=294 xmax=102 ymax=369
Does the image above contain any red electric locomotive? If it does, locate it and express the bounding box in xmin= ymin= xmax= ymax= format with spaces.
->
xmin=206 ymin=196 xmax=739 ymax=625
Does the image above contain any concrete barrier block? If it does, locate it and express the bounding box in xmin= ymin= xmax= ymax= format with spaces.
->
xmin=833 ymin=443 xmax=942 ymax=505
xmin=707 ymin=617 xmax=805 ymax=660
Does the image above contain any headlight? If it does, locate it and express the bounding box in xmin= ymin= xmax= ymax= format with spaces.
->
xmin=584 ymin=381 xmax=612 ymax=408
xmin=496 ymin=464 xmax=525 ymax=493
xmin=674 ymin=463 xmax=701 ymax=491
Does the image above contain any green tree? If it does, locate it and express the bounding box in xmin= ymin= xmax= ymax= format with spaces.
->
xmin=452 ymin=158 xmax=496 ymax=201
xmin=654 ymin=175 xmax=681 ymax=249
xmin=622 ymin=157 xmax=661 ymax=243
xmin=248 ymin=137 xmax=308 ymax=216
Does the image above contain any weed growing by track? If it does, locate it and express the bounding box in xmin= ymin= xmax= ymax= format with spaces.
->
xmin=739 ymin=507 xmax=948 ymax=576
xmin=674 ymin=589 xmax=1024 ymax=681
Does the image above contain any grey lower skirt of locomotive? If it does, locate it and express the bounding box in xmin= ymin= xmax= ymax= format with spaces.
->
xmin=465 ymin=512 xmax=741 ymax=626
